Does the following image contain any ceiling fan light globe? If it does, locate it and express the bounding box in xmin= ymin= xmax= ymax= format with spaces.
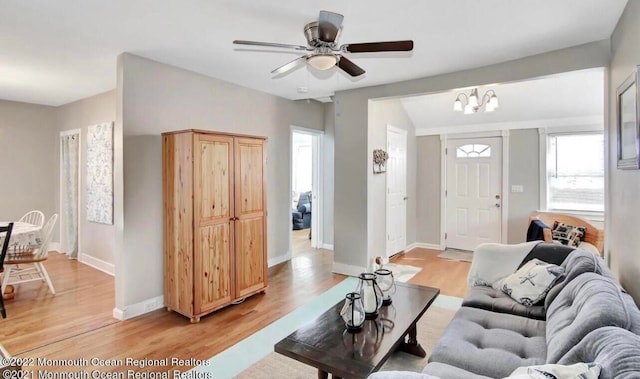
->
xmin=453 ymin=99 xmax=463 ymax=111
xmin=307 ymin=54 xmax=338 ymax=70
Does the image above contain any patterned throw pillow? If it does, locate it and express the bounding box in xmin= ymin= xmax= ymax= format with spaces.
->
xmin=493 ymin=259 xmax=564 ymax=306
xmin=507 ymin=362 xmax=601 ymax=379
xmin=552 ymin=222 xmax=586 ymax=248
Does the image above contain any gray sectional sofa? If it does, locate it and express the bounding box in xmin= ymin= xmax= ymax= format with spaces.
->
xmin=370 ymin=249 xmax=640 ymax=379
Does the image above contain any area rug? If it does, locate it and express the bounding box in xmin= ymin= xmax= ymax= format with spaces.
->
xmin=437 ymin=248 xmax=473 ymax=263
xmin=234 ymin=305 xmax=457 ymax=378
xmin=382 ymin=263 xmax=422 ymax=283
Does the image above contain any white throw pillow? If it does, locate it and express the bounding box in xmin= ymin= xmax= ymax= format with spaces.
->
xmin=506 ymin=362 xmax=600 ymax=379
xmin=493 ymin=259 xmax=564 ymax=306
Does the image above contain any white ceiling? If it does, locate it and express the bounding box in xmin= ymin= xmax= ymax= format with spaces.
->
xmin=0 ymin=0 xmax=627 ymax=106
xmin=399 ymin=69 xmax=605 ymax=131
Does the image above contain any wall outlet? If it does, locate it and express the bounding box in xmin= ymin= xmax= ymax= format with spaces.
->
xmin=511 ymin=185 xmax=524 ymax=193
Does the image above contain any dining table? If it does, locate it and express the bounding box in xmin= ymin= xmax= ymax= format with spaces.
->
xmin=0 ymin=221 xmax=43 ymax=251
xmin=0 ymin=221 xmax=43 ymax=301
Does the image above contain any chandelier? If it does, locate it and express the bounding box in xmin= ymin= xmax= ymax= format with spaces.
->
xmin=453 ymin=88 xmax=499 ymax=114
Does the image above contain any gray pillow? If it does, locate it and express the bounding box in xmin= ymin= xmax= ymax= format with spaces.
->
xmin=493 ymin=259 xmax=564 ymax=306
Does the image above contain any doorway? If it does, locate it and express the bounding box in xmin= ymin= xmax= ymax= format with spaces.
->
xmin=290 ymin=127 xmax=323 ymax=256
xmin=386 ymin=125 xmax=408 ymax=259
xmin=445 ymin=137 xmax=503 ymax=250
xmin=59 ymin=129 xmax=81 ymax=259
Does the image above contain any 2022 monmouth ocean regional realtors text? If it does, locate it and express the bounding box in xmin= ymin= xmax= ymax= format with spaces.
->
xmin=34 ymin=358 xmax=209 ymax=368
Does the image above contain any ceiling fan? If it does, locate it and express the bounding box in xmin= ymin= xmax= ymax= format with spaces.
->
xmin=233 ymin=10 xmax=414 ymax=77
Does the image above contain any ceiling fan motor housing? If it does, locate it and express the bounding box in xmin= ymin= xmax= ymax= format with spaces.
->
xmin=304 ymin=21 xmax=331 ymax=47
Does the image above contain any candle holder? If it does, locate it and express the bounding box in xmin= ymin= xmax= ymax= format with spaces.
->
xmin=356 ymin=273 xmax=383 ymax=319
xmin=374 ymin=268 xmax=396 ymax=306
xmin=340 ymin=292 xmax=365 ymax=333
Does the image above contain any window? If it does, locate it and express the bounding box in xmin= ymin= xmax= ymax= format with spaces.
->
xmin=456 ymin=144 xmax=491 ymax=158
xmin=545 ymin=133 xmax=604 ymax=213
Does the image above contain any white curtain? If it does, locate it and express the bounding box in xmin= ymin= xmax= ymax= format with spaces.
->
xmin=61 ymin=134 xmax=79 ymax=259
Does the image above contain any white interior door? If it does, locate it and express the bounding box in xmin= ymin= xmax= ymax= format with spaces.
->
xmin=386 ymin=125 xmax=407 ymax=258
xmin=445 ymin=137 xmax=502 ymax=251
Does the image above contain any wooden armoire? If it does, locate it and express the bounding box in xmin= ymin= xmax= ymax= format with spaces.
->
xmin=162 ymin=129 xmax=267 ymax=323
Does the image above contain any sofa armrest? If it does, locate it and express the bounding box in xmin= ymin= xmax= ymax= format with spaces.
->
xmin=467 ymin=241 xmax=541 ymax=287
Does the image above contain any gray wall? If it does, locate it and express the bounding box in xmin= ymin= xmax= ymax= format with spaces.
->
xmin=322 ymin=103 xmax=335 ymax=247
xmin=507 ymin=129 xmax=540 ymax=243
xmin=116 ymin=53 xmax=325 ymax=309
xmin=55 ymin=90 xmax=116 ymax=267
xmin=367 ymin=99 xmax=417 ymax=264
xmin=334 ymin=40 xmax=611 ymax=269
xmin=608 ymin=0 xmax=640 ymax=303
xmin=0 ymin=100 xmax=57 ymax=222
xmin=413 ymin=129 xmax=540 ymax=247
xmin=415 ymin=136 xmax=441 ymax=244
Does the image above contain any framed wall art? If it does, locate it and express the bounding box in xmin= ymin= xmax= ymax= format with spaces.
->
xmin=616 ymin=66 xmax=640 ymax=169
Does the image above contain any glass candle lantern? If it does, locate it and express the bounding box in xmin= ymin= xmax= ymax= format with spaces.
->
xmin=340 ymin=292 xmax=365 ymax=332
xmin=374 ymin=268 xmax=396 ymax=305
xmin=356 ymin=273 xmax=383 ymax=318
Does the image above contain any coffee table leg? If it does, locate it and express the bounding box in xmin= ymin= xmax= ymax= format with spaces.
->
xmin=398 ymin=324 xmax=427 ymax=357
xmin=317 ymin=370 xmax=342 ymax=379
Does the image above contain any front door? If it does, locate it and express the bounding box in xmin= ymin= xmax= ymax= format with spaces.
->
xmin=445 ymin=137 xmax=502 ymax=250
xmin=386 ymin=125 xmax=408 ymax=258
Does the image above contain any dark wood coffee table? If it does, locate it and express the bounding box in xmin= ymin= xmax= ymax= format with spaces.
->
xmin=275 ymin=282 xmax=440 ymax=379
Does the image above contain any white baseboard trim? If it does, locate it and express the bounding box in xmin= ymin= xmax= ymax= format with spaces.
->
xmin=49 ymin=242 xmax=61 ymax=253
xmin=268 ymin=251 xmax=291 ymax=267
xmin=406 ymin=242 xmax=444 ymax=252
xmin=321 ymin=243 xmax=334 ymax=251
xmin=114 ymin=295 xmax=164 ymax=320
xmin=332 ymin=262 xmax=367 ymax=277
xmin=80 ymin=254 xmax=115 ymax=276
xmin=112 ymin=308 xmax=124 ymax=320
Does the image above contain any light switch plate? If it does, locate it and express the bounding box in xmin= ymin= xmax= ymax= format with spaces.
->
xmin=511 ymin=185 xmax=524 ymax=193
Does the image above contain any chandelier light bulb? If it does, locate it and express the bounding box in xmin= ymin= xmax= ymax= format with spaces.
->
xmin=489 ymin=94 xmax=499 ymax=109
xmin=468 ymin=88 xmax=479 ymax=108
xmin=453 ymin=99 xmax=463 ymax=111
xmin=463 ymin=104 xmax=474 ymax=115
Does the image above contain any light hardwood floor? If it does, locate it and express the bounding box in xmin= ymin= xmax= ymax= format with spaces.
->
xmin=4 ymin=244 xmax=468 ymax=373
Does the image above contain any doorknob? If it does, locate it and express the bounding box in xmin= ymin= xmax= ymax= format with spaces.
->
xmin=403 ymin=196 xmax=408 ymax=200
xmin=494 ymin=204 xmax=501 ymax=208
xmin=495 ymin=195 xmax=501 ymax=199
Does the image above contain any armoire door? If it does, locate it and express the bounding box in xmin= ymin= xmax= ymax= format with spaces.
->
xmin=234 ymin=137 xmax=267 ymax=298
xmin=194 ymin=134 xmax=234 ymax=313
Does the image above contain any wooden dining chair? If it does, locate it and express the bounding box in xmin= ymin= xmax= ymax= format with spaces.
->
xmin=0 ymin=223 xmax=14 ymax=318
xmin=18 ymin=210 xmax=45 ymax=228
xmin=2 ymin=215 xmax=57 ymax=296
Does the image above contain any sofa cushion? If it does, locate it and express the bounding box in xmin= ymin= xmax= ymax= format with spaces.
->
xmin=558 ymin=327 xmax=640 ymax=379
xmin=546 ymin=273 xmax=635 ymax=363
xmin=544 ymin=249 xmax=611 ymax=309
xmin=428 ymin=307 xmax=546 ymax=378
xmin=422 ymin=362 xmax=492 ymax=379
xmin=493 ymin=259 xmax=564 ymax=306
xmin=462 ymin=286 xmax=546 ymax=320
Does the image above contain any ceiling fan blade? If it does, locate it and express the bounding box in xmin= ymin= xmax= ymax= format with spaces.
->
xmin=337 ymin=56 xmax=365 ymax=77
xmin=318 ymin=10 xmax=344 ymax=43
xmin=271 ymin=56 xmax=308 ymax=75
xmin=343 ymin=40 xmax=414 ymax=53
xmin=233 ymin=40 xmax=310 ymax=51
